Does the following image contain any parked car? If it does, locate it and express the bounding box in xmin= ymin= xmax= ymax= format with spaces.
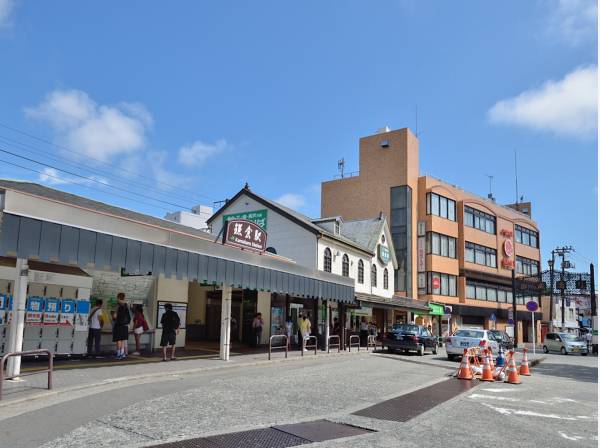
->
xmin=383 ymin=324 xmax=438 ymax=356
xmin=445 ymin=328 xmax=500 ymax=360
xmin=543 ymin=332 xmax=588 ymax=355
xmin=489 ymin=330 xmax=515 ymax=350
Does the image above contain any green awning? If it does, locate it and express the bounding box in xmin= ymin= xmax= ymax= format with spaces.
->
xmin=415 ymin=303 xmax=445 ymax=316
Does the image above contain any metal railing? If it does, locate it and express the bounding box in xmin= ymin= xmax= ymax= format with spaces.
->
xmin=268 ymin=335 xmax=289 ymax=360
xmin=348 ymin=335 xmax=360 ymax=352
xmin=302 ymin=336 xmax=317 ymax=356
xmin=327 ymin=335 xmax=341 ymax=353
xmin=0 ymin=349 xmax=53 ymax=401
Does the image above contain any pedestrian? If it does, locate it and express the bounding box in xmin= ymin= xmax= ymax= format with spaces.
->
xmin=359 ymin=316 xmax=369 ymax=346
xmin=251 ymin=312 xmax=264 ymax=347
xmin=160 ymin=303 xmax=180 ymax=361
xmin=285 ymin=315 xmax=293 ymax=349
xmin=299 ymin=314 xmax=312 ymax=350
xmin=132 ymin=305 xmax=148 ymax=355
xmin=586 ymin=330 xmax=593 ymax=351
xmin=112 ymin=293 xmax=131 ymax=360
xmin=332 ymin=317 xmax=341 ymax=336
xmin=87 ymin=299 xmax=105 ymax=358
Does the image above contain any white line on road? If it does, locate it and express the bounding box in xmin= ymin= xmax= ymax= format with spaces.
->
xmin=483 ymin=404 xmax=596 ymax=421
xmin=480 ymin=388 xmax=517 ymax=393
xmin=559 ymin=431 xmax=585 ymax=441
xmin=469 ymin=394 xmax=520 ymax=402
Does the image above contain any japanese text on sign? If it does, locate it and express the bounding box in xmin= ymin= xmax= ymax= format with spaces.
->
xmin=224 ymin=219 xmax=268 ymax=252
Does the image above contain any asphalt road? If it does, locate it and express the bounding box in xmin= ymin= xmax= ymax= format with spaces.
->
xmin=0 ymin=349 xmax=596 ymax=448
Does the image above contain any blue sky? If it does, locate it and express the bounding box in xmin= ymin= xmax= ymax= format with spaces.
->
xmin=0 ymin=1 xmax=597 ymax=268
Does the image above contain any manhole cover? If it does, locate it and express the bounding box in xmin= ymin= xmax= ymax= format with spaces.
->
xmin=206 ymin=427 xmax=309 ymax=448
xmin=274 ymin=420 xmax=372 ymax=442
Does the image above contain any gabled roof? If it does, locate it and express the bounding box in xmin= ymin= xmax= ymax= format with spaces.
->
xmin=341 ymin=218 xmax=384 ymax=253
xmin=207 ymin=186 xmax=373 ymax=255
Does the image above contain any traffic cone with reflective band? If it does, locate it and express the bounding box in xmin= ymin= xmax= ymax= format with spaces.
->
xmin=519 ymin=348 xmax=531 ymax=376
xmin=487 ymin=348 xmax=495 ymax=369
xmin=504 ymin=352 xmax=521 ymax=384
xmin=480 ymin=349 xmax=495 ymax=382
xmin=457 ymin=349 xmax=474 ymax=380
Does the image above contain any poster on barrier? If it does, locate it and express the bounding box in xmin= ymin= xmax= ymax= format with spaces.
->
xmin=25 ymin=296 xmax=44 ymax=325
xmin=0 ymin=294 xmax=9 ymax=325
xmin=59 ymin=299 xmax=76 ymax=326
xmin=74 ymin=300 xmax=90 ymax=331
xmin=43 ymin=297 xmax=60 ymax=325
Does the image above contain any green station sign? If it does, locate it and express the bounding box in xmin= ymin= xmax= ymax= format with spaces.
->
xmin=223 ymin=209 xmax=268 ymax=230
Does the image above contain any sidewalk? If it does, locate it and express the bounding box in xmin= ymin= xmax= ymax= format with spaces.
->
xmin=0 ymin=347 xmax=369 ymax=409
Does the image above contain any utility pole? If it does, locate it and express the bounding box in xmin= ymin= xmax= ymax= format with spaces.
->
xmin=554 ymin=246 xmax=574 ymax=331
xmin=548 ymin=250 xmax=555 ymax=331
xmin=512 ymin=269 xmax=518 ymax=345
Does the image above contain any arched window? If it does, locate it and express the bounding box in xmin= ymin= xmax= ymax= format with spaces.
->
xmin=323 ymin=247 xmax=332 ymax=273
xmin=384 ymin=268 xmax=389 ymax=290
xmin=357 ymin=260 xmax=364 ymax=284
xmin=371 ymin=264 xmax=377 ymax=287
xmin=342 ymin=254 xmax=349 ymax=277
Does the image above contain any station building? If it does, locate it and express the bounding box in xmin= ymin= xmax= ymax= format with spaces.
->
xmin=321 ymin=127 xmax=543 ymax=343
xmin=0 ymin=180 xmax=354 ymax=371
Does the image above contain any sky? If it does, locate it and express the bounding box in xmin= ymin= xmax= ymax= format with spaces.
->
xmin=0 ymin=0 xmax=597 ymax=269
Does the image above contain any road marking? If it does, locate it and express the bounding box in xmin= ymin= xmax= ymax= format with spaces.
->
xmin=480 ymin=388 xmax=515 ymax=393
xmin=559 ymin=431 xmax=584 ymax=441
xmin=469 ymin=394 xmax=520 ymax=402
xmin=483 ymin=404 xmax=595 ymax=421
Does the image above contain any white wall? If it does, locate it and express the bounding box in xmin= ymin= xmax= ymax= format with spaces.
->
xmin=210 ymin=195 xmax=318 ymax=268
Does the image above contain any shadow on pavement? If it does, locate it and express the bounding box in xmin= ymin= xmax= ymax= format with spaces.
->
xmin=533 ymin=362 xmax=598 ymax=383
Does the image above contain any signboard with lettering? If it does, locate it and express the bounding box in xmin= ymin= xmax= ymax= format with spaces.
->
xmin=417 ymin=236 xmax=425 ymax=272
xmin=26 ymin=296 xmax=44 ymax=325
xmin=378 ymin=244 xmax=390 ymax=265
xmin=223 ymin=209 xmax=268 ymax=230
xmin=503 ymin=239 xmax=514 ymax=257
xmin=0 ymin=294 xmax=8 ymax=325
xmin=75 ymin=300 xmax=90 ymax=331
xmin=59 ymin=299 xmax=76 ymax=326
xmin=43 ymin=297 xmax=60 ymax=325
xmin=432 ymin=277 xmax=441 ymax=290
xmin=224 ymin=219 xmax=268 ymax=252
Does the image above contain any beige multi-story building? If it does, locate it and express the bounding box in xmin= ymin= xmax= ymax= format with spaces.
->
xmin=322 ymin=127 xmax=542 ymax=343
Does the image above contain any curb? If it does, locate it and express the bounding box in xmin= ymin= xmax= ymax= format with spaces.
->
xmin=1 ymin=349 xmax=370 ymax=408
xmin=529 ymin=356 xmax=545 ymax=368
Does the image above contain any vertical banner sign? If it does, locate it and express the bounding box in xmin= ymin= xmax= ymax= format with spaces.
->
xmin=60 ymin=299 xmax=76 ymax=326
xmin=417 ymin=237 xmax=426 ymax=272
xmin=0 ymin=294 xmax=8 ymax=325
xmin=25 ymin=296 xmax=44 ymax=325
xmin=43 ymin=297 xmax=60 ymax=325
xmin=75 ymin=300 xmax=91 ymax=331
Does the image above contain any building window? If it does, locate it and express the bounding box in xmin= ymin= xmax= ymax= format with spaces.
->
xmin=426 ymin=272 xmax=458 ymax=296
xmin=371 ymin=264 xmax=377 ymax=287
xmin=342 ymin=254 xmax=349 ymax=277
xmin=466 ymin=281 xmax=512 ymax=303
xmin=464 ymin=206 xmax=496 ymax=234
xmin=426 ymin=193 xmax=456 ymax=222
xmin=426 ymin=232 xmax=457 ymax=259
xmin=515 ymin=225 xmax=538 ymax=248
xmin=334 ymin=220 xmax=341 ymax=235
xmin=384 ymin=268 xmax=389 ymax=290
xmin=324 ymin=248 xmax=332 ymax=273
xmin=358 ymin=259 xmax=364 ymax=284
xmin=465 ymin=242 xmax=497 ymax=268
xmin=516 ymin=256 xmax=539 ymax=276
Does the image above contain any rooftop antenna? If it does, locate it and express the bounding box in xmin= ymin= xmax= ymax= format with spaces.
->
xmin=486 ymin=175 xmax=495 ymax=201
xmin=337 ymin=158 xmax=345 ymax=178
xmin=514 ymin=149 xmax=519 ymax=204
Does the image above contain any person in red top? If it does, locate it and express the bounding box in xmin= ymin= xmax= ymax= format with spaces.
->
xmin=132 ymin=305 xmax=149 ymax=355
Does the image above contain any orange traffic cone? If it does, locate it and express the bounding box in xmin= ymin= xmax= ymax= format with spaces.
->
xmin=457 ymin=349 xmax=474 ymax=380
xmin=505 ymin=353 xmax=521 ymax=385
xmin=480 ymin=350 xmax=495 ymax=382
xmin=519 ymin=348 xmax=531 ymax=376
xmin=486 ymin=348 xmax=495 ymax=369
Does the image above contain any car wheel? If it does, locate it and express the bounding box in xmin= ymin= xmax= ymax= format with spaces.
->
xmin=387 ymin=346 xmax=394 ymax=353
xmin=432 ymin=345 xmax=438 ymax=355
xmin=447 ymin=354 xmax=455 ymax=361
xmin=561 ymin=347 xmax=567 ymax=355
xmin=543 ymin=345 xmax=548 ymax=353
xmin=417 ymin=345 xmax=424 ymax=356
xmin=582 ymin=353 xmax=588 ymax=356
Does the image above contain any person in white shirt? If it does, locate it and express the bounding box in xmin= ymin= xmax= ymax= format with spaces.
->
xmin=87 ymin=299 xmax=105 ymax=358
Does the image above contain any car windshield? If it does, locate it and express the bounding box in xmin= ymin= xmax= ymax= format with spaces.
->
xmin=392 ymin=324 xmax=419 ymax=334
xmin=489 ymin=331 xmax=503 ymax=341
xmin=561 ymin=334 xmax=581 ymax=341
xmin=454 ymin=329 xmax=484 ymax=338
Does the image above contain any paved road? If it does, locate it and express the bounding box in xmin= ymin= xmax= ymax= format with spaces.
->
xmin=0 ymin=349 xmax=596 ymax=448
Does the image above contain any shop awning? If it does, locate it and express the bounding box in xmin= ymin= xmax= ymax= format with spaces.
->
xmin=356 ymin=292 xmax=430 ymax=312
xmin=0 ymin=180 xmax=356 ymax=303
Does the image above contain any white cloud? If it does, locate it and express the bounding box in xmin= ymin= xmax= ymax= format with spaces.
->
xmin=488 ymin=65 xmax=598 ymax=138
xmin=0 ymin=0 xmax=14 ymax=27
xmin=26 ymin=89 xmax=152 ymax=162
xmin=177 ymin=139 xmax=227 ymax=168
xmin=276 ymin=193 xmax=306 ymax=210
xmin=38 ymin=167 xmax=108 ymax=187
xmin=546 ymin=0 xmax=597 ymax=46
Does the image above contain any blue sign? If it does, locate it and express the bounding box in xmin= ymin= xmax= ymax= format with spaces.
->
xmin=76 ymin=300 xmax=90 ymax=314
xmin=526 ymin=301 xmax=539 ymax=312
xmin=489 ymin=313 xmax=496 ymax=322
xmin=26 ymin=296 xmax=44 ymax=312
xmin=0 ymin=294 xmax=8 ymax=310
xmin=507 ymin=318 xmax=515 ymax=325
xmin=61 ymin=299 xmax=75 ymax=314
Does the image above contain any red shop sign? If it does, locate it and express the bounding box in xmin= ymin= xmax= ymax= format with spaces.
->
xmin=223 ymin=219 xmax=268 ymax=252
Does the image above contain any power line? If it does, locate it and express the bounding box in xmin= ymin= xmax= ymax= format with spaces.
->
xmin=0 ymin=121 xmax=216 ymax=201
xmin=0 ymin=145 xmax=193 ymax=210
xmin=0 ymin=157 xmax=179 ymax=213
xmin=0 ymin=133 xmax=208 ymax=206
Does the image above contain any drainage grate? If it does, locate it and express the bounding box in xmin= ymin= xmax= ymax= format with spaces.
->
xmin=145 ymin=421 xmax=373 ymax=448
xmin=206 ymin=428 xmax=309 ymax=448
xmin=274 ymin=420 xmax=373 ymax=442
xmin=353 ymin=378 xmax=477 ymax=422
